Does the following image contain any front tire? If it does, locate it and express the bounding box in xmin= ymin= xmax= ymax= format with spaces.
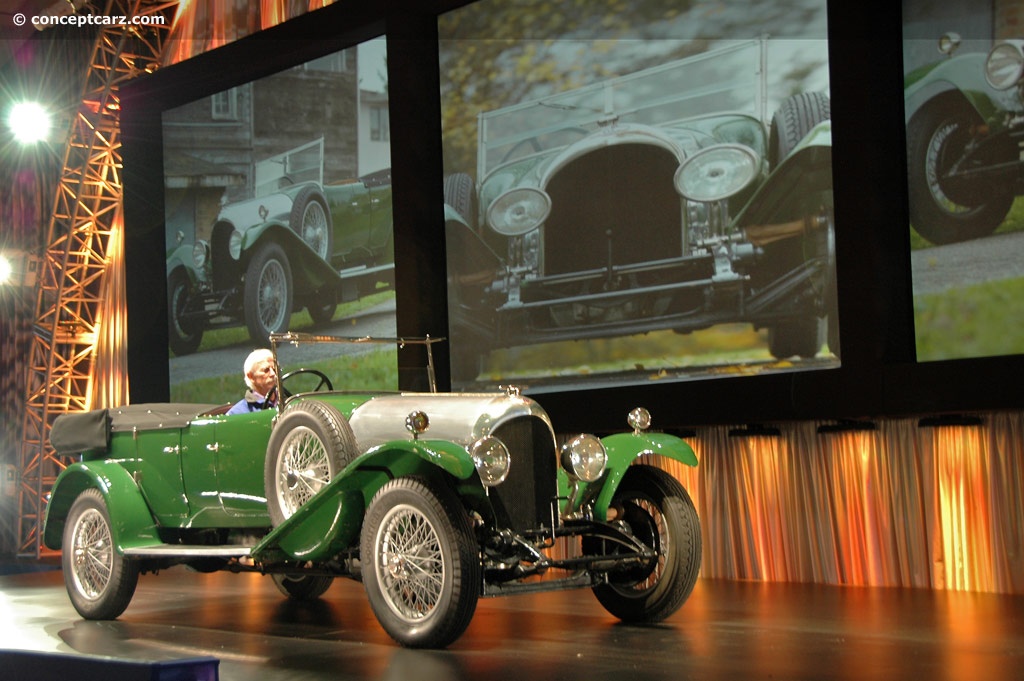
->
xmin=167 ymin=270 xmax=203 ymax=356
xmin=906 ymin=101 xmax=1013 ymax=244
xmin=589 ymin=466 xmax=701 ymax=623
xmin=360 ymin=477 xmax=480 ymax=648
xmin=244 ymin=241 xmax=293 ymax=344
xmin=264 ymin=400 xmax=357 ymax=526
xmin=62 ymin=488 xmax=139 ymax=620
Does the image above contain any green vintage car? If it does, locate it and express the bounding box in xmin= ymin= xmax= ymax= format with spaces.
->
xmin=43 ymin=333 xmax=701 ymax=648
xmin=167 ymin=169 xmax=394 ymax=356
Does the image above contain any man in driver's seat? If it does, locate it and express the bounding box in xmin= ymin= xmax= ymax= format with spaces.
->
xmin=227 ymin=348 xmax=278 ymax=415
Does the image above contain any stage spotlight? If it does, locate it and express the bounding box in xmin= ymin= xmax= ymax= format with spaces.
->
xmin=0 ymin=250 xmax=38 ymax=287
xmin=0 ymin=253 xmax=12 ymax=285
xmin=7 ymin=102 xmax=52 ymax=144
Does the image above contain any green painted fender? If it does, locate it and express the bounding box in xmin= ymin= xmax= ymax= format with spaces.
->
xmin=591 ymin=432 xmax=698 ymax=519
xmin=903 ymin=52 xmax=1017 ymax=129
xmin=43 ymin=461 xmax=159 ymax=552
xmin=253 ymin=438 xmax=478 ymax=563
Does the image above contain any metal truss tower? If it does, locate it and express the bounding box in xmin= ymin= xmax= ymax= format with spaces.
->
xmin=16 ymin=1 xmax=176 ymax=557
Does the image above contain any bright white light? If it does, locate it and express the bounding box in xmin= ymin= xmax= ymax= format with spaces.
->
xmin=0 ymin=254 xmax=12 ymax=285
xmin=7 ymin=102 xmax=52 ymax=144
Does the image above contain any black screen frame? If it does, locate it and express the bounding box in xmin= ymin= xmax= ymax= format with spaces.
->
xmin=121 ymin=0 xmax=1024 ymax=432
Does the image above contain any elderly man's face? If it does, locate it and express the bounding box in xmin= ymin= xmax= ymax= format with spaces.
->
xmin=248 ymin=357 xmax=277 ymax=397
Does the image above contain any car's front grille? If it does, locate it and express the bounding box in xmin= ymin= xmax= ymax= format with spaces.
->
xmin=544 ymin=144 xmax=682 ymax=275
xmin=489 ymin=416 xmax=558 ymax=533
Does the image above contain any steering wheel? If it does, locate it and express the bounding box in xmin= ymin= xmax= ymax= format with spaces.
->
xmin=279 ymin=368 xmax=333 ymax=398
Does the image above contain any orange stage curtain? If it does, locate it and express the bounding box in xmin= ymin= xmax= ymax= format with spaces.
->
xmin=650 ymin=413 xmax=1024 ymax=594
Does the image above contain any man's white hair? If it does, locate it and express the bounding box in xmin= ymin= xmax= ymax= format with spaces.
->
xmin=243 ymin=348 xmax=275 ymax=390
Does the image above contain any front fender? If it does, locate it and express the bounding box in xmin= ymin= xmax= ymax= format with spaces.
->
xmin=166 ymin=243 xmax=197 ymax=279
xmin=43 ymin=462 xmax=159 ymax=552
xmin=242 ymin=224 xmax=339 ymax=291
xmin=444 ymin=203 xmax=470 ymax=228
xmin=251 ymin=439 xmax=478 ymax=562
xmin=904 ymin=53 xmax=1018 ymax=128
xmin=590 ymin=432 xmax=698 ymax=520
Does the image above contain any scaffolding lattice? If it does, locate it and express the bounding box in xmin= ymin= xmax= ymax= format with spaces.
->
xmin=16 ymin=1 xmax=176 ymax=558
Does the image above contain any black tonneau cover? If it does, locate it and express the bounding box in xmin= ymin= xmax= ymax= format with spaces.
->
xmin=50 ymin=403 xmax=222 ymax=455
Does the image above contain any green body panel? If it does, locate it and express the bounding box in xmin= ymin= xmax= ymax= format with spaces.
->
xmin=566 ymin=432 xmax=698 ymax=520
xmin=180 ymin=410 xmax=275 ymax=525
xmin=121 ymin=427 xmax=192 ymax=522
xmin=326 ymin=182 xmax=394 ymax=266
xmin=252 ymin=439 xmax=479 ymax=562
xmin=43 ymin=461 xmax=160 ymax=552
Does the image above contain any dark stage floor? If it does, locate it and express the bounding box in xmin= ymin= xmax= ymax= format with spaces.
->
xmin=1 ymin=566 xmax=1022 ymax=680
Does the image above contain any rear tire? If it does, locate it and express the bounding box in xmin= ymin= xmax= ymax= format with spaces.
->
xmin=62 ymin=488 xmax=139 ymax=620
xmin=271 ymin=573 xmax=334 ymax=600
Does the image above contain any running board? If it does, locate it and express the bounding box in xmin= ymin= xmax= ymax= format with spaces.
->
xmin=122 ymin=545 xmax=253 ymax=558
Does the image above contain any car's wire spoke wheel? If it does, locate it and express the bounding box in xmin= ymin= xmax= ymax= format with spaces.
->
xmin=265 ymin=401 xmax=357 ymax=527
xmin=375 ymin=503 xmax=445 ymax=621
xmin=244 ymin=241 xmax=293 ymax=343
xmin=70 ymin=507 xmax=113 ymax=599
xmin=301 ymin=201 xmax=330 ymax=259
xmin=361 ymin=477 xmax=480 ymax=648
xmin=906 ymin=102 xmax=1013 ymax=244
xmin=62 ymin=488 xmax=139 ymax=620
xmin=587 ymin=465 xmax=701 ymax=624
xmin=167 ymin=270 xmax=202 ymax=356
xmin=276 ymin=425 xmax=333 ymax=516
xmin=257 ymin=259 xmax=288 ymax=332
xmin=288 ymin=185 xmax=333 ymax=260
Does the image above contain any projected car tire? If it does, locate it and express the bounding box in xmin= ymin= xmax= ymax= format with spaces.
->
xmin=906 ymin=101 xmax=1014 ymax=245
xmin=167 ymin=269 xmax=203 ymax=356
xmin=244 ymin=241 xmax=294 ymax=344
xmin=765 ymin=91 xmax=833 ymax=360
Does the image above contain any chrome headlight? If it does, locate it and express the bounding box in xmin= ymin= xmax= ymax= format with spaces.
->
xmin=628 ymin=407 xmax=651 ymax=434
xmin=469 ymin=435 xmax=510 ymax=487
xmin=191 ymin=240 xmax=210 ymax=269
xmin=560 ymin=433 xmax=607 ymax=483
xmin=228 ymin=230 xmax=243 ymax=260
xmin=486 ymin=187 xmax=551 ymax=236
xmin=986 ymin=41 xmax=1024 ymax=90
xmin=674 ymin=144 xmax=760 ymax=202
